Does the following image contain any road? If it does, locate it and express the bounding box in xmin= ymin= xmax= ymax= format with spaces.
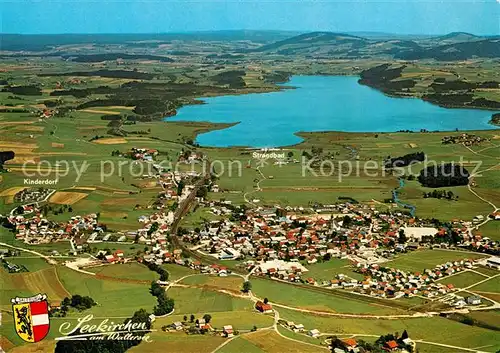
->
xmin=243 ymin=165 xmax=266 ymax=205
xmin=0 ymin=241 xmax=58 ymax=265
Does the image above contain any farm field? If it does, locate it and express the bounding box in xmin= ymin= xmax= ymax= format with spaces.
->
xmin=466 ymin=310 xmax=500 ymax=330
xmin=385 ymin=249 xmax=486 ymax=273
xmin=217 ymin=336 xmax=266 ymax=353
xmin=478 ymin=221 xmax=500 ymax=241
xmin=128 ymin=331 xmax=226 ymax=353
xmin=276 ymin=307 xmax=500 ymax=352
xmin=162 ymin=263 xmax=199 ymax=281
xmin=179 ymin=274 xmax=244 ymax=293
xmin=250 ymin=278 xmax=403 ymax=315
xmin=469 ymin=276 xmax=500 ymax=293
xmin=4 ymin=257 xmax=53 ymax=272
xmin=473 ymin=266 xmax=500 ymax=277
xmin=56 ymin=266 xmax=155 ymax=317
xmin=243 ymin=330 xmax=326 ymax=353
xmin=303 ymin=258 xmax=364 ymax=282
xmin=87 ymin=262 xmax=158 ymax=281
xmin=0 ymin=266 xmax=65 ymax=312
xmin=436 ymin=271 xmax=488 ymax=289
xmin=167 ymin=286 xmax=253 ymax=314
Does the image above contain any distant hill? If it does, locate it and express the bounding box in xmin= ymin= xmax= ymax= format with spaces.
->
xmin=0 ymin=30 xmax=299 ymax=52
xmin=248 ymin=32 xmax=369 ymax=56
xmin=428 ymin=32 xmax=484 ymax=44
xmin=248 ymin=31 xmax=499 ymax=60
xmin=396 ymin=38 xmax=500 ymax=61
xmin=1 ymin=31 xmax=498 ymax=61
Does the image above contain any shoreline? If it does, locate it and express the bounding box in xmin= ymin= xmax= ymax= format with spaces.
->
xmin=166 ymin=75 xmax=499 ymax=149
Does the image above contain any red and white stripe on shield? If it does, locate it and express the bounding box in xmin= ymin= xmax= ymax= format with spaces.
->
xmin=30 ymin=300 xmax=50 ymax=342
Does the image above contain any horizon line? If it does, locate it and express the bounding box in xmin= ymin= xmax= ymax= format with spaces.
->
xmin=1 ymin=30 xmax=498 ymax=38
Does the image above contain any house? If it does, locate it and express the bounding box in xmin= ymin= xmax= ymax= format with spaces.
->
xmin=293 ymin=323 xmax=304 ymax=332
xmin=172 ymin=322 xmax=183 ymax=330
xmin=491 ymin=211 xmax=500 ymax=220
xmin=341 ymin=338 xmax=358 ymax=352
xmin=105 ymin=254 xmax=116 ymax=263
xmin=255 ymin=301 xmax=273 ymax=314
xmin=196 ymin=318 xmax=211 ymax=330
xmin=308 ymin=329 xmax=320 ymax=338
xmin=49 ymin=301 xmax=62 ymax=310
xmin=466 ymin=295 xmax=482 ymax=305
xmin=223 ymin=325 xmax=234 ymax=338
xmin=385 ymin=340 xmax=399 ymax=351
xmin=486 ymin=257 xmax=500 ymax=269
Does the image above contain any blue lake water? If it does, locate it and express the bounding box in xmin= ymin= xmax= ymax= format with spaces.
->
xmin=167 ymin=75 xmax=497 ymax=147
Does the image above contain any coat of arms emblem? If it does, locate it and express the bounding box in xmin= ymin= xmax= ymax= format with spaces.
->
xmin=11 ymin=294 xmax=50 ymax=343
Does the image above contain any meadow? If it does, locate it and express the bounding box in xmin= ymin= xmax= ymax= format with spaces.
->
xmin=87 ymin=262 xmax=158 ymax=281
xmin=303 ymin=258 xmax=364 ymax=282
xmin=167 ymin=286 xmax=253 ymax=314
xmin=436 ymin=271 xmax=488 ymax=289
xmin=180 ymin=274 xmax=244 ymax=292
xmin=250 ymin=278 xmax=403 ymax=315
xmin=384 ymin=249 xmax=486 ymax=273
xmin=276 ymin=307 xmax=500 ymax=352
xmin=56 ymin=266 xmax=155 ymax=317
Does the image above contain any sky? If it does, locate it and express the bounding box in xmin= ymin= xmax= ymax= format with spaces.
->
xmin=1 ymin=0 xmax=499 ymax=35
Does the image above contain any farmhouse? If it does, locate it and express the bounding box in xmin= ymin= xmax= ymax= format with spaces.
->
xmin=466 ymin=295 xmax=482 ymax=305
xmin=308 ymin=329 xmax=320 ymax=338
xmin=486 ymin=256 xmax=500 ymax=269
xmin=255 ymin=301 xmax=273 ymax=314
xmin=223 ymin=325 xmax=234 ymax=338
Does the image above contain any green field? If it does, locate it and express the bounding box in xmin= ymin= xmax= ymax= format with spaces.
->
xmin=180 ymin=274 xmax=244 ymax=292
xmin=167 ymin=286 xmax=253 ymax=314
xmin=56 ymin=266 xmax=155 ymax=317
xmin=470 ymin=276 xmax=500 ymax=293
xmin=4 ymin=257 xmax=53 ymax=272
xmin=276 ymin=307 xmax=500 ymax=352
xmin=250 ymin=278 xmax=401 ymax=315
xmin=478 ymin=221 xmax=500 ymax=241
xmin=88 ymin=262 xmax=158 ymax=281
xmin=304 ymin=259 xmax=364 ymax=282
xmin=385 ymin=250 xmax=485 ymax=273
xmin=436 ymin=270 xmax=488 ymax=289
xmin=217 ymin=337 xmax=266 ymax=353
xmin=474 ymin=266 xmax=500 ymax=277
xmin=161 ymin=263 xmax=198 ymax=281
xmin=128 ymin=331 xmax=226 ymax=353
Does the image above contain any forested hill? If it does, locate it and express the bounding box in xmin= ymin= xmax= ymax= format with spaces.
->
xmin=395 ymin=39 xmax=500 ymax=61
xmin=248 ymin=31 xmax=499 ymax=60
xmin=1 ymin=31 xmax=498 ymax=61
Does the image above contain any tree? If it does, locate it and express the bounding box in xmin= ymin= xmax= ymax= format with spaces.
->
xmin=398 ymin=229 xmax=407 ymax=244
xmin=242 ymin=281 xmax=252 ymax=293
xmin=401 ymin=330 xmax=409 ymax=340
xmin=263 ymin=298 xmax=269 ymax=304
xmin=150 ymin=281 xmax=163 ymax=297
xmin=183 ymin=315 xmax=188 ymax=322
xmin=190 ymin=314 xmax=195 ymax=323
xmin=342 ymin=215 xmax=352 ymax=227
xmin=203 ymin=314 xmax=212 ymax=323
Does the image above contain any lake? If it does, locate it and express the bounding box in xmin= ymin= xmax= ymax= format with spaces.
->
xmin=167 ymin=75 xmax=497 ymax=147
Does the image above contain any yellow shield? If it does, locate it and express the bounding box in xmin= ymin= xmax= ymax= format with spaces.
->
xmin=13 ymin=302 xmax=35 ymax=343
